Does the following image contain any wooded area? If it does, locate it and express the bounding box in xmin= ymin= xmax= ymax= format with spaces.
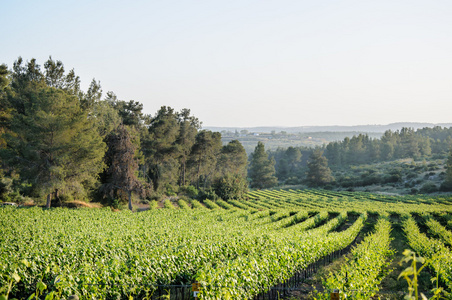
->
xmin=1 ymin=57 xmax=452 ymax=208
xmin=0 ymin=57 xmax=248 ymax=208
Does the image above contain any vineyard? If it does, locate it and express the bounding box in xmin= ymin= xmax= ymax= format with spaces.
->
xmin=1 ymin=190 xmax=452 ymax=299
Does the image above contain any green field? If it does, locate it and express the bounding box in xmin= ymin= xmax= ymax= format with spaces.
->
xmin=1 ymin=190 xmax=452 ymax=299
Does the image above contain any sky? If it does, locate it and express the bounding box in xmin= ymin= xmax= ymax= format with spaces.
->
xmin=2 ymin=0 xmax=452 ymax=128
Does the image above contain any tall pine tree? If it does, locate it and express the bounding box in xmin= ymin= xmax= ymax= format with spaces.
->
xmin=306 ymin=149 xmax=334 ymax=187
xmin=248 ymin=142 xmax=277 ymax=189
xmin=3 ymin=86 xmax=106 ymax=206
xmin=441 ymin=148 xmax=452 ymax=191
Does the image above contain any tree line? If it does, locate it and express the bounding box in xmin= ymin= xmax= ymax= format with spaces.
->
xmin=1 ymin=57 xmax=451 ymax=205
xmin=0 ymin=57 xmax=248 ymax=208
xmin=267 ymin=127 xmax=452 ymax=189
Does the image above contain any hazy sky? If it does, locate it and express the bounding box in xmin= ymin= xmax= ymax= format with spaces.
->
xmin=2 ymin=0 xmax=452 ymax=127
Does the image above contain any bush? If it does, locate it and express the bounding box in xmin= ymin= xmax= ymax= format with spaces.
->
xmin=111 ymin=198 xmax=121 ymax=209
xmin=180 ymin=185 xmax=198 ymax=198
xmin=383 ymin=174 xmax=401 ymax=184
xmin=197 ymin=188 xmax=218 ymax=201
xmin=164 ymin=183 xmax=177 ymax=196
xmin=0 ymin=177 xmax=13 ymax=201
xmin=284 ymin=177 xmax=301 ymax=185
xmin=406 ymin=173 xmax=417 ymax=179
xmin=360 ymin=173 xmax=381 ymax=186
xmin=337 ymin=176 xmax=355 ymax=188
xmin=419 ymin=182 xmax=438 ymax=194
xmin=212 ymin=174 xmax=248 ymax=200
xmin=440 ymin=181 xmax=452 ymax=192
xmin=428 ymin=164 xmax=439 ymax=171
xmin=148 ymin=193 xmax=162 ymax=201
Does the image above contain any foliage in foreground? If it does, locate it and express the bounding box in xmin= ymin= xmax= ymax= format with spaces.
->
xmin=1 ymin=189 xmax=452 ymax=299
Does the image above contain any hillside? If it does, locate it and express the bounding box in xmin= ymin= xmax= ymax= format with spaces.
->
xmin=205 ymin=122 xmax=452 ymax=134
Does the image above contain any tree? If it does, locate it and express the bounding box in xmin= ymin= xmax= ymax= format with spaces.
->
xmin=218 ymin=140 xmax=248 ymax=178
xmin=306 ymin=149 xmax=334 ymax=187
xmin=285 ymin=146 xmax=302 ymax=174
xmin=2 ymin=86 xmax=106 ymax=207
xmin=92 ymin=100 xmax=122 ymax=139
xmin=441 ymin=148 xmax=452 ymax=191
xmin=175 ymin=109 xmax=200 ymax=186
xmin=1 ymin=57 xmax=109 ymax=206
xmin=0 ymin=64 xmax=11 ymax=150
xmin=248 ymin=142 xmax=277 ymax=189
xmin=142 ymin=106 xmax=202 ymax=192
xmin=325 ymin=142 xmax=343 ymax=166
xmin=188 ymin=130 xmax=222 ymax=189
xmin=143 ymin=106 xmax=180 ymax=191
xmin=108 ymin=96 xmax=145 ymax=128
xmin=399 ymin=127 xmax=421 ymax=159
xmin=100 ymin=125 xmax=148 ymax=210
xmin=43 ymin=56 xmax=81 ymax=95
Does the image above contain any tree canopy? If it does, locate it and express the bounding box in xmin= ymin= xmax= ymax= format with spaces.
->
xmin=306 ymin=149 xmax=334 ymax=187
xmin=248 ymin=142 xmax=277 ymax=189
xmin=0 ymin=56 xmax=251 ymax=206
xmin=2 ymin=77 xmax=105 ymax=206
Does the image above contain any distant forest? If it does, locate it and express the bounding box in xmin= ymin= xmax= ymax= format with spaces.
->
xmin=268 ymin=126 xmax=452 ymax=192
xmin=269 ymin=127 xmax=452 ymax=171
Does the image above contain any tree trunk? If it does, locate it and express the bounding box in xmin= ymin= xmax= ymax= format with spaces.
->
xmin=181 ymin=157 xmax=186 ymax=186
xmin=196 ymin=160 xmax=201 ymax=189
xmin=46 ymin=193 xmax=52 ymax=208
xmin=128 ymin=190 xmax=133 ymax=211
xmin=54 ymin=189 xmax=62 ymax=207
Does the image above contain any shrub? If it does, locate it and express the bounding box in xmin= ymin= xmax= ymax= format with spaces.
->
xmin=284 ymin=177 xmax=301 ymax=185
xmin=419 ymin=182 xmax=438 ymax=194
xmin=197 ymin=188 xmax=218 ymax=201
xmin=383 ymin=174 xmax=401 ymax=184
xmin=212 ymin=174 xmax=248 ymax=200
xmin=0 ymin=177 xmax=13 ymax=201
xmin=440 ymin=181 xmax=452 ymax=192
xmin=180 ymin=185 xmax=198 ymax=198
xmin=164 ymin=183 xmax=177 ymax=196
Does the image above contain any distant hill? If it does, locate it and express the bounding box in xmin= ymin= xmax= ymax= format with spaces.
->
xmin=205 ymin=122 xmax=452 ymax=134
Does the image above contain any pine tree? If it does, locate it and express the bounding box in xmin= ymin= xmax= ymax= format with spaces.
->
xmin=0 ymin=64 xmax=11 ymax=150
xmin=441 ymin=148 xmax=452 ymax=191
xmin=189 ymin=130 xmax=222 ymax=189
xmin=218 ymin=140 xmax=248 ymax=178
xmin=306 ymin=149 xmax=334 ymax=187
xmin=248 ymin=142 xmax=277 ymax=189
xmin=3 ymin=86 xmax=106 ymax=207
xmin=143 ymin=106 xmax=180 ymax=191
xmin=175 ymin=109 xmax=200 ymax=186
